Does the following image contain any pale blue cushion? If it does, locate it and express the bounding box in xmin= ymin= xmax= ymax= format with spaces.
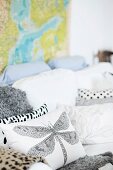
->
xmin=0 ymin=61 xmax=51 ymax=85
xmin=48 ymin=56 xmax=87 ymax=70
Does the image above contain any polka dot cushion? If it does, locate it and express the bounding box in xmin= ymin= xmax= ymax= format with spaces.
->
xmin=78 ymin=89 xmax=113 ymax=100
xmin=76 ymin=89 xmax=113 ymax=106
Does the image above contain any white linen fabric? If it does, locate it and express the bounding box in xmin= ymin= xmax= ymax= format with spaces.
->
xmin=29 ymin=163 xmax=53 ymax=170
xmin=13 ymin=69 xmax=76 ymax=111
xmin=57 ymin=103 xmax=113 ymax=144
xmin=13 ymin=63 xmax=113 ymax=112
xmin=0 ymin=109 xmax=86 ymax=170
xmin=103 ymin=72 xmax=113 ymax=85
xmin=74 ymin=63 xmax=113 ymax=90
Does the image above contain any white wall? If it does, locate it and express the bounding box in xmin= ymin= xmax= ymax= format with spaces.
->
xmin=69 ymin=0 xmax=113 ymax=65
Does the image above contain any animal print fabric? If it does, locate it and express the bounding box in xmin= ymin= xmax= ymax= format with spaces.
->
xmin=0 ymin=147 xmax=48 ymax=170
xmin=0 ymin=104 xmax=48 ymax=124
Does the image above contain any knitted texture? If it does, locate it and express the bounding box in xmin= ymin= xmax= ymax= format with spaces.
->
xmin=0 ymin=86 xmax=33 ymax=119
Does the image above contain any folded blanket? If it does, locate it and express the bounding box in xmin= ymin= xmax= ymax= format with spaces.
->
xmin=58 ymin=152 xmax=113 ymax=170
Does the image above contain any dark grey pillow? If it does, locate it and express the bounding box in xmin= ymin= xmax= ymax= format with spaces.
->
xmin=0 ymin=86 xmax=33 ymax=119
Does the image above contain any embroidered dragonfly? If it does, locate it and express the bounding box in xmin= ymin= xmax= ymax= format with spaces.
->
xmin=13 ymin=112 xmax=79 ymax=165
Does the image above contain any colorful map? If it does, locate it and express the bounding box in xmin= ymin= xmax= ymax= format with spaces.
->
xmin=0 ymin=0 xmax=70 ymax=72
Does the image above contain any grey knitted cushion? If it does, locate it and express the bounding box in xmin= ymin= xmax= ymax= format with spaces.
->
xmin=57 ymin=152 xmax=113 ymax=170
xmin=0 ymin=86 xmax=33 ymax=119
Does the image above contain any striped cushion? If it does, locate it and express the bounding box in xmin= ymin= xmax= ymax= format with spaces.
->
xmin=0 ymin=104 xmax=48 ymax=124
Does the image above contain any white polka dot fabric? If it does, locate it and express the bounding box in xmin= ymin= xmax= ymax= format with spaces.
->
xmin=78 ymin=89 xmax=113 ymax=100
xmin=76 ymin=89 xmax=113 ymax=106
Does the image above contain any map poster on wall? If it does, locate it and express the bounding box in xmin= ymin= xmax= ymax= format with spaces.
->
xmin=0 ymin=0 xmax=71 ymax=72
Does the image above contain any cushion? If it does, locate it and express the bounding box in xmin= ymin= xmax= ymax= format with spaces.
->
xmin=29 ymin=163 xmax=53 ymax=170
xmin=57 ymin=152 xmax=113 ymax=170
xmin=74 ymin=63 xmax=113 ymax=90
xmin=0 ymin=128 xmax=7 ymax=147
xmin=0 ymin=109 xmax=86 ymax=169
xmin=0 ymin=147 xmax=48 ymax=170
xmin=57 ymin=103 xmax=113 ymax=144
xmin=76 ymin=89 xmax=113 ymax=106
xmin=13 ymin=69 xmax=77 ymax=111
xmin=0 ymin=104 xmax=48 ymax=124
xmin=48 ymin=56 xmax=87 ymax=70
xmin=0 ymin=86 xmax=33 ymax=119
xmin=0 ymin=61 xmax=51 ymax=85
xmin=104 ymin=72 xmax=113 ymax=86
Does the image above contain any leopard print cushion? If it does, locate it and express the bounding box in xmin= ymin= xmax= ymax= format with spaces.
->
xmin=0 ymin=147 xmax=48 ymax=170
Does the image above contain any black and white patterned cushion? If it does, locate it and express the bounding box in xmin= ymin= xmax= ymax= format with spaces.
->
xmin=76 ymin=89 xmax=113 ymax=106
xmin=78 ymin=89 xmax=113 ymax=99
xmin=0 ymin=128 xmax=7 ymax=146
xmin=0 ymin=104 xmax=48 ymax=124
xmin=1 ymin=110 xmax=85 ymax=169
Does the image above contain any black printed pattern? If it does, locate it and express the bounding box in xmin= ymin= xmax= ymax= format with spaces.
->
xmin=0 ymin=129 xmax=7 ymax=145
xmin=76 ymin=89 xmax=113 ymax=106
xmin=78 ymin=89 xmax=113 ymax=100
xmin=0 ymin=104 xmax=48 ymax=124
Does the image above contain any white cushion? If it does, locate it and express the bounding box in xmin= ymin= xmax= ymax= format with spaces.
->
xmin=74 ymin=63 xmax=113 ymax=90
xmin=57 ymin=103 xmax=113 ymax=144
xmin=0 ymin=127 xmax=7 ymax=147
xmin=29 ymin=163 xmax=53 ymax=170
xmin=13 ymin=69 xmax=76 ymax=111
xmin=1 ymin=109 xmax=86 ymax=169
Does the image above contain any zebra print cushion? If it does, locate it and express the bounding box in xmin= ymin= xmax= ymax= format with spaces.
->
xmin=0 ymin=104 xmax=48 ymax=124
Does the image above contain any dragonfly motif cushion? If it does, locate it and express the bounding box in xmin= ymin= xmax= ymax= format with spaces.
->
xmin=0 ymin=109 xmax=86 ymax=169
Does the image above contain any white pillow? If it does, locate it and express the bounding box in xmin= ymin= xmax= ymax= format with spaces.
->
xmin=29 ymin=163 xmax=53 ymax=170
xmin=74 ymin=63 xmax=113 ymax=90
xmin=1 ymin=109 xmax=85 ymax=169
xmin=57 ymin=103 xmax=113 ymax=144
xmin=104 ymin=72 xmax=113 ymax=85
xmin=13 ymin=69 xmax=77 ymax=111
xmin=75 ymin=63 xmax=113 ymax=76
